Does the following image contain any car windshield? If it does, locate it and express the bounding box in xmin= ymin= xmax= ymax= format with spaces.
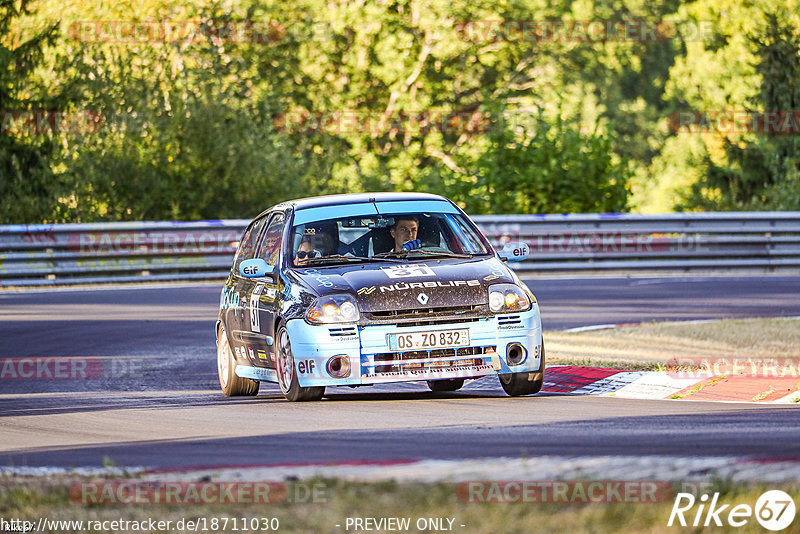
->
xmin=290 ymin=212 xmax=491 ymax=267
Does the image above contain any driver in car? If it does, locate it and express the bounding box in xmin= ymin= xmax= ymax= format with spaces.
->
xmin=390 ymin=216 xmax=421 ymax=252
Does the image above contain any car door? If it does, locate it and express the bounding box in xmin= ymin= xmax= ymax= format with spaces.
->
xmin=242 ymin=212 xmax=287 ymax=369
xmin=225 ymin=214 xmax=269 ymax=365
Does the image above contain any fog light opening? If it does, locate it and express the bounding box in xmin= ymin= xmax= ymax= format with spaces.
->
xmin=506 ymin=343 xmax=527 ymax=366
xmin=326 ymin=355 xmax=351 ymax=378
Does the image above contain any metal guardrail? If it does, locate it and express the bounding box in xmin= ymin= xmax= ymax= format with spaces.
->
xmin=1 ymin=212 xmax=798 ymax=286
xmin=473 ymin=212 xmax=800 ymax=273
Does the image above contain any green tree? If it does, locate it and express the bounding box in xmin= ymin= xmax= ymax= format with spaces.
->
xmin=650 ymin=0 xmax=800 ymax=211
xmin=6 ymin=0 xmax=679 ymax=222
xmin=427 ymin=109 xmax=630 ymax=214
xmin=692 ymin=14 xmax=800 ymax=209
xmin=22 ymin=0 xmax=352 ymax=221
xmin=0 ymin=0 xmax=61 ymax=223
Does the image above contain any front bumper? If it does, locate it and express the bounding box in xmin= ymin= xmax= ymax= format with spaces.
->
xmin=283 ymin=306 xmax=543 ymax=387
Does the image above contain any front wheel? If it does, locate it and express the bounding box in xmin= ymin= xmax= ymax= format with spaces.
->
xmin=217 ymin=323 xmax=259 ymax=397
xmin=499 ymin=345 xmax=545 ymax=397
xmin=276 ymin=326 xmax=325 ymax=402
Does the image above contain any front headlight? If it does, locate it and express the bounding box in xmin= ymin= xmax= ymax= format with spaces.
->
xmin=306 ymin=294 xmax=360 ymax=324
xmin=488 ymin=283 xmax=531 ymax=313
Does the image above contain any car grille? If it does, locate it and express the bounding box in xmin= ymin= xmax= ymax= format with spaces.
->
xmin=364 ymin=305 xmax=489 ymax=326
xmin=328 ymin=326 xmax=357 ymax=337
xmin=371 ymin=345 xmax=497 ymax=374
xmin=497 ymin=314 xmax=522 ymax=326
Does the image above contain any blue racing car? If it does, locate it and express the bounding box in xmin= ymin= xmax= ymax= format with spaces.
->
xmin=216 ymin=192 xmax=543 ymax=401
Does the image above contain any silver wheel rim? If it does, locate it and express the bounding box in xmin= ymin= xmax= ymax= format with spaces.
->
xmin=217 ymin=326 xmax=230 ymax=388
xmin=277 ymin=329 xmax=294 ymax=393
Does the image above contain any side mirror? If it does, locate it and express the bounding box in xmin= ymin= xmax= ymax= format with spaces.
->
xmin=239 ymin=258 xmax=274 ymax=278
xmin=499 ymin=241 xmax=530 ymax=262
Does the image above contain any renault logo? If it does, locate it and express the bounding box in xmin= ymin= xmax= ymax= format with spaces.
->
xmin=417 ymin=292 xmax=429 ymax=305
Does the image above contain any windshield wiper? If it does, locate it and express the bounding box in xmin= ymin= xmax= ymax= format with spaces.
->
xmin=301 ymin=255 xmax=369 ymax=265
xmin=375 ymin=250 xmax=475 ymax=259
xmin=300 ymin=255 xmax=404 ymax=265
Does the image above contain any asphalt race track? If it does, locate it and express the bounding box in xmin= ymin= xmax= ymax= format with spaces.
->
xmin=1 ymin=274 xmax=799 ymax=469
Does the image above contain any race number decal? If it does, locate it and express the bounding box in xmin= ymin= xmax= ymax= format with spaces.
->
xmin=250 ymin=285 xmax=264 ymax=332
xmin=380 ymin=264 xmax=435 ymax=279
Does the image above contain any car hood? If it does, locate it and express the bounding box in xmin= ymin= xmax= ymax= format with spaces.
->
xmin=293 ymin=257 xmax=516 ymax=312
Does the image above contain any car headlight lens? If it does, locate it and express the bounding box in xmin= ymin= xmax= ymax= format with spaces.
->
xmin=306 ymin=294 xmax=360 ymax=324
xmin=489 ymin=291 xmax=505 ymax=311
xmin=488 ymin=284 xmax=531 ymax=313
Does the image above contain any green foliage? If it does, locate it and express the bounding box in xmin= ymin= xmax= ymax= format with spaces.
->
xmin=428 ymin=110 xmax=630 ymax=214
xmin=652 ymin=0 xmax=800 ymax=212
xmin=2 ymin=0 xmax=798 ymax=222
xmin=682 ymin=12 xmax=800 ymax=210
xmin=0 ymin=0 xmax=63 ymax=223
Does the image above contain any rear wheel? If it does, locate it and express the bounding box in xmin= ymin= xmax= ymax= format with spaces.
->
xmin=276 ymin=326 xmax=325 ymax=402
xmin=217 ymin=323 xmax=259 ymax=397
xmin=427 ymin=378 xmax=465 ymax=392
xmin=499 ymin=345 xmax=545 ymax=397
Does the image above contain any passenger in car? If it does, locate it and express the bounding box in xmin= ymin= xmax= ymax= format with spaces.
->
xmin=293 ymin=238 xmax=318 ymax=266
xmin=302 ymin=224 xmax=339 ymax=256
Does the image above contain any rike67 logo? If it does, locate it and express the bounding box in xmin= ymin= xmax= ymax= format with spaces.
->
xmin=669 ymin=490 xmax=796 ymax=531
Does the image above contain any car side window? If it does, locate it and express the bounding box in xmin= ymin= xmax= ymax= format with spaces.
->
xmin=444 ymin=213 xmax=484 ymax=253
xmin=257 ymin=213 xmax=286 ymax=266
xmin=233 ymin=216 xmax=269 ymax=274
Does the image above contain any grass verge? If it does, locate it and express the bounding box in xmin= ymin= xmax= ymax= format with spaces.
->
xmin=545 ymin=317 xmax=800 ymax=370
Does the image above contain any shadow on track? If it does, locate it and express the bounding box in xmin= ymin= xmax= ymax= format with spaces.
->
xmin=3 ymin=407 xmax=799 ymax=469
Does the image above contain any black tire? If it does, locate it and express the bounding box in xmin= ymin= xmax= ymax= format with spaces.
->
xmin=499 ymin=344 xmax=545 ymax=397
xmin=217 ymin=323 xmax=260 ymax=397
xmin=427 ymin=378 xmax=465 ymax=392
xmin=276 ymin=326 xmax=325 ymax=402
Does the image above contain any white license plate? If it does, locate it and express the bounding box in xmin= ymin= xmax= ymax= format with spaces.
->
xmin=388 ymin=329 xmax=470 ymax=351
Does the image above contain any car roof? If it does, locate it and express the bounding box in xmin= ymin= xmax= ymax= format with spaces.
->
xmin=287 ymin=192 xmax=449 ymax=210
xmin=263 ymin=192 xmax=453 ymax=217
